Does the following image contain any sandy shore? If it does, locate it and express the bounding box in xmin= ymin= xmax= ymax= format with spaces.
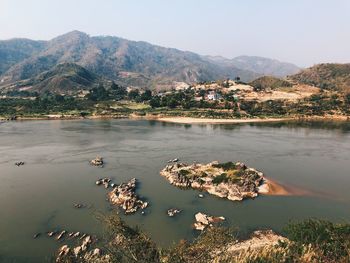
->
xmin=259 ymin=178 xmax=311 ymax=196
xmin=156 ymin=117 xmax=296 ymax=124
xmin=1 ymin=114 xmax=348 ymax=124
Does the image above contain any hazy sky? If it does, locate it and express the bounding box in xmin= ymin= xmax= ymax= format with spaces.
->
xmin=1 ymin=0 xmax=349 ymax=67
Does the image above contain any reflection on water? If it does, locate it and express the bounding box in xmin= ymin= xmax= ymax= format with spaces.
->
xmin=0 ymin=119 xmax=349 ymax=262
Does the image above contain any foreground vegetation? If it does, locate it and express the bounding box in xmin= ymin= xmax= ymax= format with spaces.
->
xmin=58 ymin=214 xmax=350 ymax=263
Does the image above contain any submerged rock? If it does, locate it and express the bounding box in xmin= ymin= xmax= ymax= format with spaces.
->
xmin=33 ymin=233 xmax=41 ymax=239
xmin=74 ymin=203 xmax=84 ymax=209
xmin=167 ymin=158 xmax=179 ymax=163
xmin=108 ymin=178 xmax=148 ymax=214
xmin=48 ymin=231 xmax=57 ymax=237
xmin=167 ymin=208 xmax=181 ymax=217
xmin=160 ymin=161 xmax=265 ymax=202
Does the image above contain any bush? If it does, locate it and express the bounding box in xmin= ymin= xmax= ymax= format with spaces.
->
xmin=284 ymin=219 xmax=350 ymax=260
xmin=212 ymin=162 xmax=236 ymax=171
xmin=179 ymin=169 xmax=190 ymax=176
xmin=212 ymin=173 xmax=229 ymax=185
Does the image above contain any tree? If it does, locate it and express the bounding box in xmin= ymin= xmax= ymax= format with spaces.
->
xmin=346 ymin=93 xmax=350 ymax=104
xmin=167 ymin=98 xmax=178 ymax=108
xmin=128 ymin=89 xmax=140 ymax=100
xmin=110 ymin=82 xmax=127 ymax=100
xmin=140 ymin=90 xmax=152 ymax=101
xmin=87 ymin=84 xmax=110 ymax=101
xmin=149 ymin=97 xmax=161 ymax=108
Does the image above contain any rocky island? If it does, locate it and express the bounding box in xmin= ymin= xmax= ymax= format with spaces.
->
xmin=160 ymin=161 xmax=269 ymax=201
xmin=107 ymin=178 xmax=148 ymax=214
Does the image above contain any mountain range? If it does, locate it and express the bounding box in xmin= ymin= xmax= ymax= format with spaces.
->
xmin=0 ymin=31 xmax=302 ymax=93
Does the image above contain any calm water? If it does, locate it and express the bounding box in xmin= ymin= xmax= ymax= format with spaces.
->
xmin=0 ymin=120 xmax=350 ymax=262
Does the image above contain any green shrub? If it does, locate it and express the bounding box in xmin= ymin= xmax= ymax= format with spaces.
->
xmin=212 ymin=173 xmax=229 ymax=185
xmin=284 ymin=219 xmax=350 ymax=260
xmin=179 ymin=169 xmax=190 ymax=176
xmin=212 ymin=162 xmax=236 ymax=171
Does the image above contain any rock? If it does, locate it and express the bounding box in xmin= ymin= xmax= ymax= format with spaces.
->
xmin=90 ymin=156 xmax=104 ymax=167
xmin=193 ymin=212 xmax=225 ymax=231
xmin=56 ymin=230 xmax=66 ymax=240
xmin=74 ymin=203 xmax=84 ymax=209
xmin=82 ymin=235 xmax=92 ymax=246
xmin=73 ymin=245 xmax=82 ymax=257
xmin=95 ymin=180 xmax=102 ymax=186
xmin=167 ymin=158 xmax=179 ymax=163
xmin=92 ymin=248 xmax=101 ymax=257
xmin=33 ymin=233 xmax=41 ymax=239
xmin=167 ymin=208 xmax=181 ymax=217
xmin=48 ymin=231 xmax=56 ymax=237
xmin=195 ymin=212 xmax=210 ymax=225
xmin=57 ymin=245 xmax=70 ymax=261
xmin=96 ymin=178 xmax=111 ymax=187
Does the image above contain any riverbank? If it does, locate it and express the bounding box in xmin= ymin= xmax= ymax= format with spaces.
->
xmin=1 ymin=113 xmax=349 ymax=124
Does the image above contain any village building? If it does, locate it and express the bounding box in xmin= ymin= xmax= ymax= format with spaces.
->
xmin=207 ymin=91 xmax=222 ymax=101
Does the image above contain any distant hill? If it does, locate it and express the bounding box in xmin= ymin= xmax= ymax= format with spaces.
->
xmin=290 ymin=63 xmax=350 ymax=93
xmin=249 ymin=76 xmax=293 ymax=90
xmin=0 ymin=38 xmax=45 ymax=76
xmin=0 ymin=31 xmax=260 ymax=91
xmin=21 ymin=63 xmax=100 ymax=94
xmin=205 ymin=55 xmax=300 ymax=78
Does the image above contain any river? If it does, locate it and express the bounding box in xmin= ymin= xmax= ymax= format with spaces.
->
xmin=0 ymin=119 xmax=349 ymax=262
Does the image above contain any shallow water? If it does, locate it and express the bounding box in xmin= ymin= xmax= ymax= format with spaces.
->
xmin=0 ymin=119 xmax=349 ymax=262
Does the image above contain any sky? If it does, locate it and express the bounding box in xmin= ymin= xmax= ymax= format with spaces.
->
xmin=0 ymin=0 xmax=349 ymax=67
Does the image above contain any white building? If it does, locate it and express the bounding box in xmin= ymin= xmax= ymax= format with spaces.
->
xmin=207 ymin=91 xmax=222 ymax=101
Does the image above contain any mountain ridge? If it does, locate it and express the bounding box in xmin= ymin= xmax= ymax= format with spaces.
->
xmin=290 ymin=63 xmax=350 ymax=93
xmin=0 ymin=31 xmax=300 ymax=91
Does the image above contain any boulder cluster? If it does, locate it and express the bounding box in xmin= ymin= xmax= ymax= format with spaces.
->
xmin=193 ymin=212 xmax=225 ymax=231
xmin=56 ymin=234 xmax=110 ymax=262
xmin=90 ymin=156 xmax=104 ymax=167
xmin=108 ymin=178 xmax=148 ymax=214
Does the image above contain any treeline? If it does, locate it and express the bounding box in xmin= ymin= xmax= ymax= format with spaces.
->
xmin=86 ymin=82 xmax=152 ymax=102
